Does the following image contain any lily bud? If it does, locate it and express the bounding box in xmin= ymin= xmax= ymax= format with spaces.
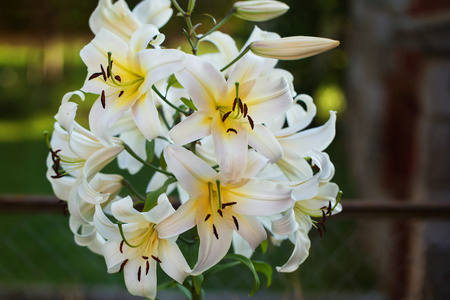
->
xmin=249 ymin=36 xmax=340 ymax=60
xmin=233 ymin=0 xmax=289 ymax=22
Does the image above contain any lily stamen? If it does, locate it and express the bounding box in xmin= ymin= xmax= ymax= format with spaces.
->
xmin=212 ymin=224 xmax=219 ymax=239
xmin=151 ymin=255 xmax=162 ymax=263
xmin=119 ymin=259 xmax=128 ymax=273
xmin=232 ymin=216 xmax=239 ymax=230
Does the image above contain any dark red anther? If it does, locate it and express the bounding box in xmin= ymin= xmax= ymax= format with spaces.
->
xmin=317 ymin=225 xmax=323 ymax=238
xmin=119 ymin=259 xmax=128 ymax=272
xmin=205 ymin=214 xmax=211 ymax=221
xmin=101 ymin=90 xmax=106 ymax=109
xmin=243 ymin=103 xmax=248 ymax=118
xmin=238 ymin=99 xmax=244 ymax=114
xmin=212 ymin=224 xmax=219 ymax=239
xmin=232 ymin=216 xmax=239 ymax=230
xmin=217 ymin=209 xmax=223 ymax=217
xmin=247 ymin=115 xmax=254 ymax=130
xmin=115 ymin=75 xmax=122 ymax=82
xmin=222 ymin=202 xmax=237 ymax=209
xmin=137 ymin=266 xmax=141 ymax=282
xmin=118 ymin=90 xmax=124 ymax=98
xmin=327 ymin=201 xmax=332 ymax=216
xmin=100 ymin=64 xmax=107 ymax=81
xmin=146 ymin=260 xmax=150 ymax=275
xmin=232 ymin=98 xmax=237 ymax=111
xmin=142 ymin=256 xmax=148 ymax=260
xmin=222 ymin=111 xmax=232 ymax=122
xmin=151 ymin=255 xmax=162 ymax=263
xmin=120 ymin=240 xmax=124 ymax=253
xmin=89 ymin=72 xmax=103 ymax=81
xmin=322 ymin=210 xmax=327 ymax=224
xmin=227 ymin=128 xmax=237 ymax=134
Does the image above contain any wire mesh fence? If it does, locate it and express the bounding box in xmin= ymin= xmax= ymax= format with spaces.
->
xmin=1 ymin=196 xmax=449 ymax=300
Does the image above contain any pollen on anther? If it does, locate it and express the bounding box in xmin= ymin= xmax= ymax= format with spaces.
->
xmin=243 ymin=103 xmax=248 ymax=118
xmin=146 ymin=260 xmax=150 ymax=275
xmin=100 ymin=64 xmax=107 ymax=81
xmin=101 ymin=90 xmax=106 ymax=109
xmin=151 ymin=255 xmax=162 ymax=263
xmin=247 ymin=115 xmax=254 ymax=130
xmin=204 ymin=214 xmax=211 ymax=221
xmin=238 ymin=99 xmax=244 ymax=113
xmin=142 ymin=256 xmax=149 ymax=260
xmin=227 ymin=128 xmax=237 ymax=134
xmin=120 ymin=240 xmax=124 ymax=253
xmin=222 ymin=202 xmax=237 ymax=208
xmin=137 ymin=266 xmax=142 ymax=282
xmin=115 ymin=75 xmax=122 ymax=82
xmin=118 ymin=90 xmax=124 ymax=98
xmin=213 ymin=224 xmax=219 ymax=239
xmin=119 ymin=259 xmax=128 ymax=272
xmin=232 ymin=98 xmax=237 ymax=111
xmin=89 ymin=72 xmax=103 ymax=81
xmin=222 ymin=111 xmax=232 ymax=122
xmin=217 ymin=209 xmax=223 ymax=217
xmin=232 ymin=216 xmax=239 ymax=230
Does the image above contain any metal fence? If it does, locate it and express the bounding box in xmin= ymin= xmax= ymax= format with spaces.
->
xmin=1 ymin=195 xmax=449 ymax=300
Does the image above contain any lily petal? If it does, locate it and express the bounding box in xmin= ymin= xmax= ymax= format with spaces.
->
xmin=233 ymin=214 xmax=267 ymax=250
xmin=247 ymin=124 xmax=283 ymax=163
xmin=226 ymin=179 xmax=293 ymax=216
xmin=211 ymin=112 xmax=248 ymax=184
xmin=276 ymin=229 xmax=310 ymax=272
xmin=156 ymin=198 xmax=197 ymax=239
xmin=169 ymin=111 xmax=212 ymax=146
xmin=133 ymin=0 xmax=173 ymax=29
xmin=163 ymin=145 xmax=218 ymax=197
xmin=175 ymin=54 xmax=227 ymax=113
xmin=158 ymin=238 xmax=190 ymax=283
xmin=131 ymin=92 xmax=162 ymax=141
xmin=191 ymin=213 xmax=233 ymax=275
xmin=124 ymin=255 xmax=158 ymax=299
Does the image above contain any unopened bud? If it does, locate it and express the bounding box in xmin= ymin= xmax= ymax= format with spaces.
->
xmin=233 ymin=0 xmax=289 ymax=22
xmin=249 ymin=36 xmax=340 ymax=60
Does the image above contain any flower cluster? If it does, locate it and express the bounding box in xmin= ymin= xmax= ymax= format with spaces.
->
xmin=46 ymin=0 xmax=342 ymax=299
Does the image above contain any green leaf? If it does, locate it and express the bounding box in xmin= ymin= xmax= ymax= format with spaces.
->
xmin=176 ymin=283 xmax=192 ymax=300
xmin=204 ymin=261 xmax=240 ymax=280
xmin=260 ymin=239 xmax=268 ymax=254
xmin=253 ymin=261 xmax=273 ymax=287
xmin=224 ymin=254 xmax=260 ymax=296
xmin=143 ymin=177 xmax=176 ymax=212
xmin=180 ymin=97 xmax=197 ymax=111
xmin=146 ymin=139 xmax=155 ymax=163
xmin=160 ymin=152 xmax=167 ymax=171
xmin=192 ymin=274 xmax=204 ymax=295
xmin=157 ymin=280 xmax=175 ymax=291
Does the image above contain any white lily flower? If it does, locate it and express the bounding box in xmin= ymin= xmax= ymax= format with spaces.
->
xmin=233 ymin=0 xmax=289 ymax=22
xmin=90 ymin=0 xmax=172 ymax=42
xmin=250 ymin=36 xmax=339 ymax=60
xmin=156 ymin=145 xmax=294 ymax=275
xmin=94 ymin=195 xmax=190 ymax=300
xmin=80 ymin=27 xmax=186 ymax=145
xmin=201 ymin=27 xmax=297 ymax=96
xmin=169 ymin=54 xmax=292 ymax=183
xmin=269 ymin=149 xmax=341 ymax=272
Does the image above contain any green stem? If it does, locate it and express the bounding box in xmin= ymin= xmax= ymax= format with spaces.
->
xmin=121 ymin=179 xmax=145 ymax=201
xmin=198 ymin=7 xmax=236 ymax=41
xmin=152 ymin=85 xmax=190 ymax=116
xmin=123 ymin=143 xmax=174 ymax=177
xmin=171 ymin=0 xmax=185 ymax=15
xmin=220 ymin=45 xmax=251 ymax=72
